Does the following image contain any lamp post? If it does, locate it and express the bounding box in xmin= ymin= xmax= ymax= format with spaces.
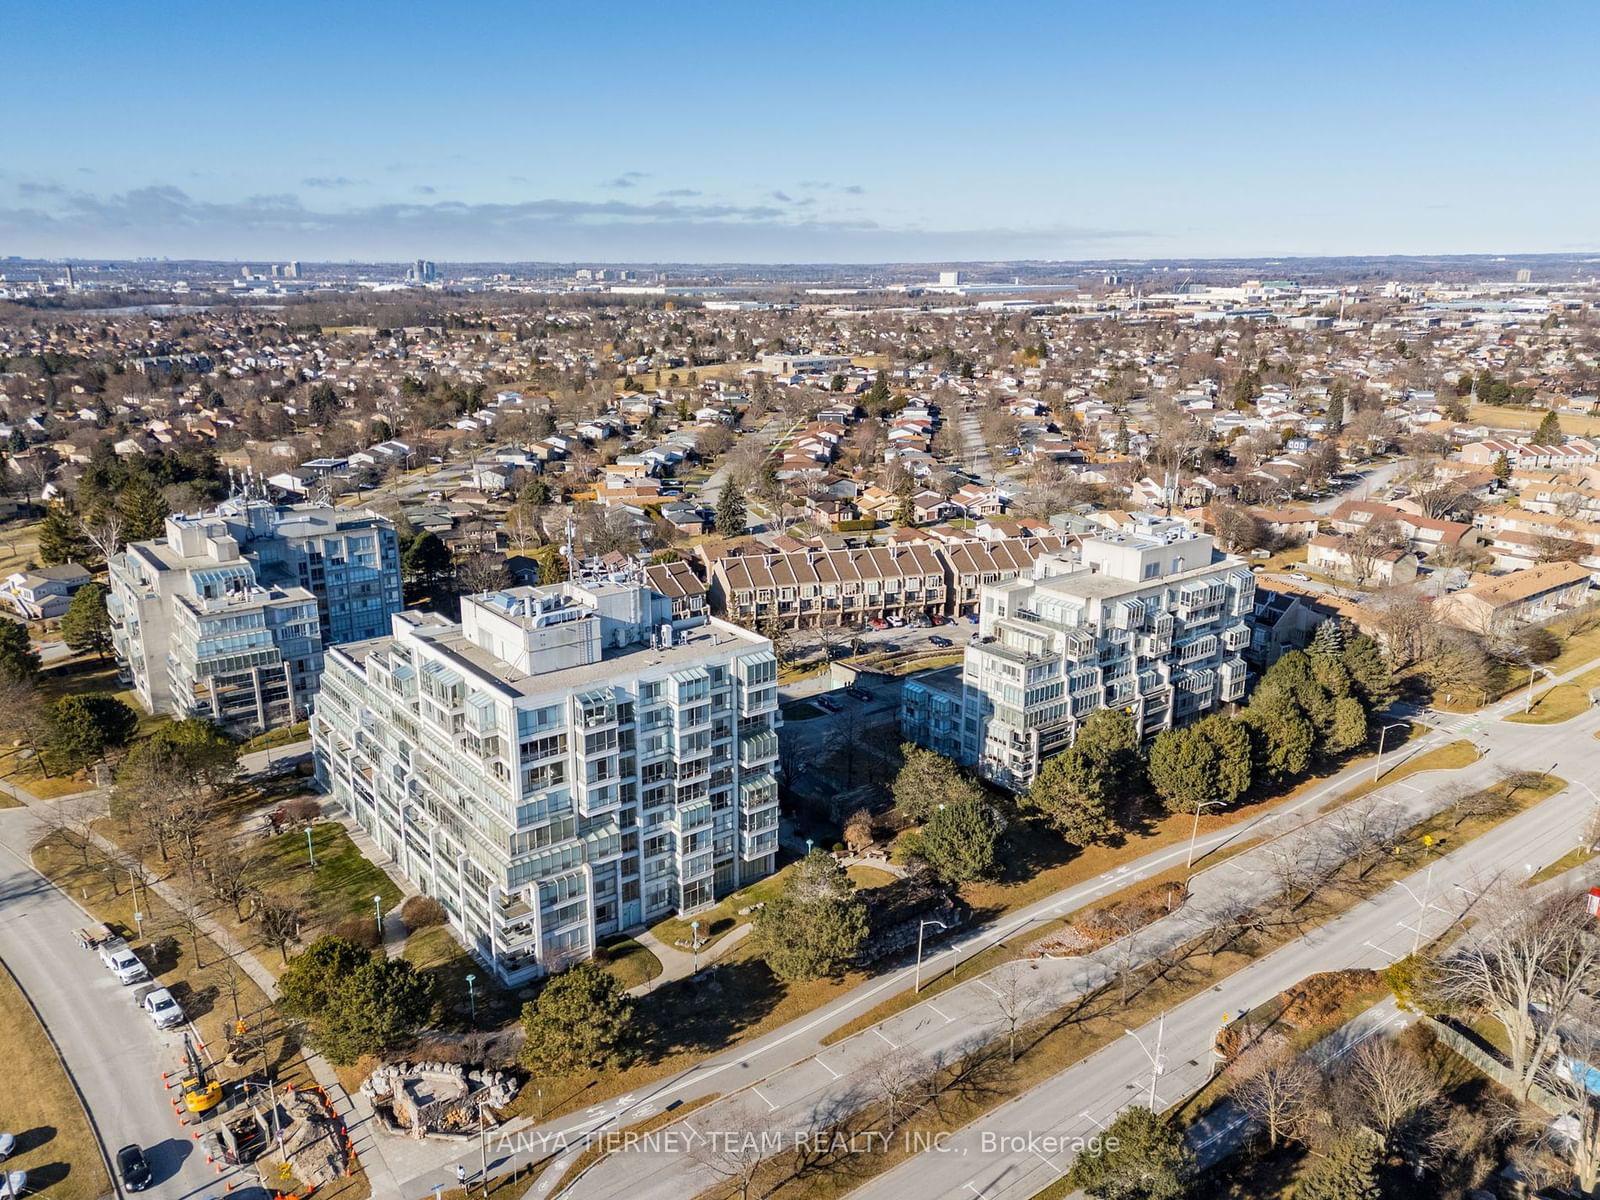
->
xmin=1525 ymin=662 xmax=1543 ymax=713
xmin=373 ymin=894 xmax=383 ymax=942
xmin=914 ymin=918 xmax=948 ymax=993
xmin=1373 ymin=721 xmax=1408 ymax=782
xmin=1124 ymin=1013 xmax=1168 ymax=1111
xmin=477 ymin=1099 xmax=489 ymax=1198
xmin=305 ymin=825 xmax=316 ymax=868
xmin=1186 ymin=799 xmax=1224 ymax=870
xmin=465 ymin=973 xmax=477 ymax=1027
xmin=690 ymin=920 xmax=701 ymax=975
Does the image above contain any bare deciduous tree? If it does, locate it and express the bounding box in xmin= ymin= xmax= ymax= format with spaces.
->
xmin=1230 ymin=1042 xmax=1318 ymax=1148
xmin=1434 ymin=891 xmax=1600 ymax=1101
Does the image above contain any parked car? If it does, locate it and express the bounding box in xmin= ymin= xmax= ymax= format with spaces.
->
xmin=1291 ymin=572 xmax=1311 ymax=582
xmin=886 ymin=615 xmax=906 ymax=628
xmin=0 ymin=1171 xmax=26 ymax=1199
xmin=965 ymin=612 xmax=979 ymax=624
xmin=815 ymin=696 xmax=842 ymax=713
xmin=929 ymin=635 xmax=954 ymax=648
xmin=908 ymin=616 xmax=931 ymax=629
xmin=0 ymin=1134 xmax=13 ymax=1162
xmin=141 ymin=987 xmax=185 ymax=1030
xmin=98 ymin=938 xmax=150 ymax=985
xmin=930 ymin=614 xmax=950 ymax=626
xmin=869 ymin=618 xmax=889 ymax=631
xmin=846 ymin=686 xmax=871 ymax=702
xmin=116 ymin=1145 xmax=152 ymax=1193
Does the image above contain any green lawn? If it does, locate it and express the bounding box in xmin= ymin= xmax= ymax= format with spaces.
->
xmin=845 ymin=865 xmax=898 ymax=889
xmin=650 ymin=865 xmax=795 ymax=952
xmin=598 ymin=935 xmax=663 ymax=991
xmin=239 ymin=720 xmax=310 ymax=752
xmin=256 ymin=821 xmax=403 ymax=929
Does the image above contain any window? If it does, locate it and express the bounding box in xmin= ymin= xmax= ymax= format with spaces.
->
xmin=1143 ymin=563 xmax=1160 ymax=579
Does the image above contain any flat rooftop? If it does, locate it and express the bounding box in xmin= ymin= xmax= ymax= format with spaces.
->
xmin=434 ymin=618 xmax=766 ymax=698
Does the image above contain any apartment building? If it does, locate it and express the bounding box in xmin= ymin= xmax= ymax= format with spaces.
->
xmin=1432 ymin=560 xmax=1593 ymax=636
xmin=901 ymin=517 xmax=1253 ymax=790
xmin=107 ymin=498 xmax=402 ymax=730
xmin=706 ymin=536 xmax=1066 ymax=629
xmin=310 ymin=577 xmax=781 ymax=984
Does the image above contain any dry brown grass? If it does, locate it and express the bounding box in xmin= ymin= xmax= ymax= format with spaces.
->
xmin=0 ymin=961 xmax=110 ymax=1200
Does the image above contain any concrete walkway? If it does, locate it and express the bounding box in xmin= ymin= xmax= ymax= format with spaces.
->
xmin=628 ymin=925 xmax=754 ymax=996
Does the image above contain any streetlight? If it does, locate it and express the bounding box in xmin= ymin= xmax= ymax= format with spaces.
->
xmin=690 ymin=919 xmax=702 ymax=975
xmin=1186 ymin=799 xmax=1224 ymax=870
xmin=1392 ymin=864 xmax=1443 ymax=955
xmin=465 ymin=973 xmax=477 ymax=1027
xmin=1373 ymin=721 xmax=1408 ymax=782
xmin=914 ymin=918 xmax=949 ymax=993
xmin=1124 ymin=1013 xmax=1168 ymax=1111
xmin=373 ymin=894 xmax=383 ymax=942
xmin=305 ymin=825 xmax=317 ymax=868
xmin=1525 ymin=662 xmax=1545 ymax=713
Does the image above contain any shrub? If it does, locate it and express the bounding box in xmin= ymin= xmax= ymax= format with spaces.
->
xmin=283 ymin=796 xmax=321 ymax=823
xmin=332 ymin=914 xmax=382 ymax=950
xmin=399 ymin=895 xmax=447 ymax=932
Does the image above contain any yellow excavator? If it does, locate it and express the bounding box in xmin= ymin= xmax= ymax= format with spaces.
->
xmin=180 ymin=1032 xmax=223 ymax=1114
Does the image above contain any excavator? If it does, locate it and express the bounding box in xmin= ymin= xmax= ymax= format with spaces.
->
xmin=180 ymin=1032 xmax=223 ymax=1114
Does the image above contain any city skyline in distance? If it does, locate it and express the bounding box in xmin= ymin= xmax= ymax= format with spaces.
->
xmin=4 ymin=0 xmax=1598 ymax=262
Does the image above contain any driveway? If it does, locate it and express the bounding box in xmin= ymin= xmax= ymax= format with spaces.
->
xmin=0 ymin=808 xmax=230 ymax=1200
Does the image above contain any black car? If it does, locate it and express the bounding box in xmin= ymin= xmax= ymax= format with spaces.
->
xmin=816 ymin=695 xmax=842 ymax=713
xmin=846 ymin=686 xmax=872 ymax=702
xmin=116 ymin=1145 xmax=152 ymax=1193
xmin=928 ymin=635 xmax=953 ymax=648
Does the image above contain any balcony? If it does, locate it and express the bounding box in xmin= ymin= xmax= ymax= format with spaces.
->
xmin=740 ymin=829 xmax=779 ymax=860
xmin=738 ymin=685 xmax=778 ymax=717
xmin=738 ymin=729 xmax=779 ymax=768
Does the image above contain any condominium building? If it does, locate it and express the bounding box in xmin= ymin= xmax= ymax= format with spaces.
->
xmin=902 ymin=517 xmax=1253 ymax=790
xmin=107 ymin=499 xmax=402 ymax=730
xmin=310 ymin=577 xmax=781 ymax=984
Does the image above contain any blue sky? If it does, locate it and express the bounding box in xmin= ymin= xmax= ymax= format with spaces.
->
xmin=3 ymin=0 xmax=1596 ymax=262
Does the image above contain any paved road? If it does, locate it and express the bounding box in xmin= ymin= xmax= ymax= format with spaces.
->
xmin=0 ymin=807 xmax=239 ymax=1200
xmin=855 ymin=759 xmax=1595 ymax=1200
xmin=557 ymin=717 xmax=1554 ymax=1200
xmin=1307 ymin=458 xmax=1406 ymax=515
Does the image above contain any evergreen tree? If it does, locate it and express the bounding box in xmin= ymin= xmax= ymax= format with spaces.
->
xmin=916 ymin=787 xmax=1003 ymax=883
xmin=1241 ymin=690 xmax=1318 ymax=786
xmin=402 ymin=531 xmax=453 ymax=592
xmin=753 ymin=849 xmax=867 ymax=980
xmin=60 ymin=581 xmax=113 ymax=659
xmin=715 ymin=483 xmax=747 ymax=537
xmin=1147 ymin=715 xmax=1252 ymax=813
xmin=1308 ymin=618 xmax=1345 ymax=659
xmin=47 ymin=693 xmax=139 ymax=768
xmin=1324 ymin=393 xmax=1344 ymax=431
xmin=520 ymin=960 xmax=635 ymax=1077
xmin=1492 ymin=452 xmax=1511 ymax=482
xmin=1341 ymin=633 xmax=1399 ymax=710
xmin=1065 ymin=1106 xmax=1192 ymax=1200
xmin=119 ymin=476 xmax=170 ymax=541
xmin=0 ymin=617 xmax=41 ymax=683
xmin=1294 ymin=1133 xmax=1381 ymax=1200
xmin=1534 ymin=410 xmax=1562 ymax=445
xmin=892 ymin=745 xmax=969 ymax=823
xmin=37 ymin=504 xmax=95 ymax=566
xmin=1026 ymin=709 xmax=1140 ymax=845
xmin=532 ymin=544 xmax=568 ymax=585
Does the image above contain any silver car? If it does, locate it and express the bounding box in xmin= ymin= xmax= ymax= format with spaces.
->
xmin=141 ymin=988 xmax=185 ymax=1030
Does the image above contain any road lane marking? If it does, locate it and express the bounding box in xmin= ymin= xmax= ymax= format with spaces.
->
xmin=928 ymin=1003 xmax=954 ymax=1023
xmin=752 ymin=1087 xmax=778 ymax=1112
xmin=816 ymin=1058 xmax=841 ymax=1078
xmin=873 ymin=1028 xmax=899 ymax=1048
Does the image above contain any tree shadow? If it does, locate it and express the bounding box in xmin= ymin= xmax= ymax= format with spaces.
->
xmin=632 ymin=957 xmax=786 ymax=1061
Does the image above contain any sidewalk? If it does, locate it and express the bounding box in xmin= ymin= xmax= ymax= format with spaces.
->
xmin=11 ymin=780 xmax=407 ymax=1199
xmin=627 ymin=925 xmax=753 ymax=996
